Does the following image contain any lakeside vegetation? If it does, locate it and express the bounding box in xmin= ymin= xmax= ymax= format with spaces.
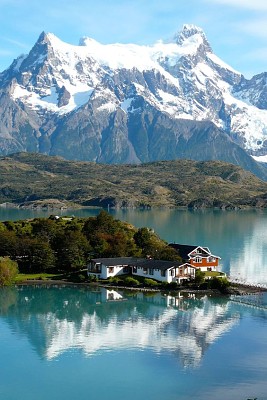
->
xmin=0 ymin=210 xmax=179 ymax=279
xmin=0 ymin=211 xmax=232 ymax=292
xmin=1 ymin=152 xmax=267 ymax=208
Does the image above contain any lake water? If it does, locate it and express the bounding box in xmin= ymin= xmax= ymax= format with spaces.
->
xmin=1 ymin=207 xmax=267 ymax=287
xmin=1 ymin=208 xmax=267 ymax=399
xmin=0 ymin=285 xmax=267 ymax=400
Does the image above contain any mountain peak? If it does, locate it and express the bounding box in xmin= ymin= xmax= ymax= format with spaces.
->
xmin=36 ymin=31 xmax=51 ymax=44
xmin=35 ymin=31 xmax=64 ymax=49
xmin=174 ymin=24 xmax=212 ymax=52
xmin=79 ymin=36 xmax=99 ymax=47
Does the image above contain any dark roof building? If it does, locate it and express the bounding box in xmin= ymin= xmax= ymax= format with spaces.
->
xmin=90 ymin=257 xmax=144 ymax=266
xmin=169 ymin=244 xmax=197 ymax=261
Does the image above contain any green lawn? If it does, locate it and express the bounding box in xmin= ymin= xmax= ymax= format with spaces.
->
xmin=204 ymin=271 xmax=226 ymax=277
xmin=15 ymin=269 xmax=89 ymax=283
xmin=15 ymin=273 xmax=63 ymax=282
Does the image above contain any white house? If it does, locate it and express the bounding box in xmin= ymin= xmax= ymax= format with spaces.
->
xmin=169 ymin=243 xmax=221 ymax=272
xmin=87 ymin=257 xmax=141 ymax=280
xmin=88 ymin=257 xmax=196 ymax=284
xmin=131 ymin=259 xmax=196 ymax=284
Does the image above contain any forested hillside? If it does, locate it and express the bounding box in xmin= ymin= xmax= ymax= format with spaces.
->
xmin=1 ymin=153 xmax=267 ymax=208
xmin=0 ymin=212 xmax=179 ymax=274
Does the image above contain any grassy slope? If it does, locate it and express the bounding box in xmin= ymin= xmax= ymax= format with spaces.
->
xmin=1 ymin=152 xmax=267 ymax=208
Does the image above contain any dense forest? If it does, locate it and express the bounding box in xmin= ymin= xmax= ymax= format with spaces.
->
xmin=0 ymin=211 xmax=180 ymax=274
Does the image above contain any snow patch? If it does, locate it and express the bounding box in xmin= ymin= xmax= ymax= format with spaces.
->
xmin=98 ymin=102 xmax=117 ymax=113
xmin=208 ymin=53 xmax=240 ymax=75
xmin=120 ymin=98 xmax=134 ymax=112
xmin=12 ymin=83 xmax=93 ymax=114
xmin=252 ymin=155 xmax=267 ymax=163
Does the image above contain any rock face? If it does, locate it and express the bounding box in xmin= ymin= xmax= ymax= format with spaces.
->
xmin=1 ymin=25 xmax=267 ymax=178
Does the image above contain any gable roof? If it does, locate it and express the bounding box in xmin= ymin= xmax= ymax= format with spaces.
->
xmin=169 ymin=244 xmax=220 ymax=260
xmin=90 ymin=257 xmax=182 ymax=271
xmin=188 ymin=246 xmax=210 ymax=256
xmin=134 ymin=259 xmax=182 ymax=271
xmin=91 ymin=257 xmax=145 ymax=266
xmin=169 ymin=244 xmax=198 ymax=260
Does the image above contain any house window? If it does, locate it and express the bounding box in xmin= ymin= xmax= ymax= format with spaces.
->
xmin=108 ymin=292 xmax=114 ymax=300
xmin=195 ymin=257 xmax=202 ymax=263
xmin=161 ymin=270 xmax=166 ymax=277
xmin=133 ymin=266 xmax=137 ymax=273
xmin=208 ymin=256 xmax=215 ymax=262
xmin=169 ymin=269 xmax=174 ymax=276
xmin=123 ymin=266 xmax=129 ymax=273
xmin=88 ymin=263 xmax=101 ymax=274
xmin=143 ymin=268 xmax=148 ymax=274
xmin=149 ymin=268 xmax=154 ymax=275
xmin=108 ymin=267 xmax=114 ymax=274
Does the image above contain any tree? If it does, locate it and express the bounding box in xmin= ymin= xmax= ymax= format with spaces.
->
xmin=52 ymin=230 xmax=91 ymax=271
xmin=134 ymin=227 xmax=151 ymax=249
xmin=0 ymin=230 xmax=18 ymax=258
xmin=194 ymin=269 xmax=205 ymax=286
xmin=0 ymin=257 xmax=18 ymax=286
xmin=154 ymin=246 xmax=182 ymax=261
xmin=16 ymin=238 xmax=56 ymax=273
xmin=95 ymin=210 xmax=119 ymax=234
xmin=31 ymin=218 xmax=59 ymax=242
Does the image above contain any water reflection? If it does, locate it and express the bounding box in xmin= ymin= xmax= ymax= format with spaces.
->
xmin=0 ymin=286 xmax=244 ymax=367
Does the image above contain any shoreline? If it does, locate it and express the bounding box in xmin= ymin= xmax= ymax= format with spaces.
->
xmin=15 ymin=279 xmax=267 ymax=296
xmin=1 ymin=203 xmax=265 ymax=211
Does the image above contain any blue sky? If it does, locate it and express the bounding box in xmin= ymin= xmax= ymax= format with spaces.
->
xmin=1 ymin=0 xmax=267 ymax=77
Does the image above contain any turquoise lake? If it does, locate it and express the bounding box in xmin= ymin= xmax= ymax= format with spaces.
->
xmin=0 ymin=286 xmax=267 ymax=400
xmin=1 ymin=208 xmax=267 ymax=399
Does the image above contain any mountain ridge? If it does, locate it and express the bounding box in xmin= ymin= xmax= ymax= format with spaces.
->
xmin=1 ymin=25 xmax=267 ymax=178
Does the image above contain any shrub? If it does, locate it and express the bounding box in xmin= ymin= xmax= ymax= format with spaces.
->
xmin=88 ymin=274 xmax=98 ymax=282
xmin=167 ymin=281 xmax=179 ymax=290
xmin=144 ymin=278 xmax=158 ymax=287
xmin=77 ymin=274 xmax=87 ymax=282
xmin=0 ymin=257 xmax=18 ymax=286
xmin=208 ymin=277 xmax=230 ymax=293
xmin=124 ymin=276 xmax=140 ymax=286
xmin=108 ymin=276 xmax=122 ymax=285
xmin=194 ymin=269 xmax=205 ymax=286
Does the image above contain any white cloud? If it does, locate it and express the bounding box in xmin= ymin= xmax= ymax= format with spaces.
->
xmin=206 ymin=0 xmax=267 ymax=11
xmin=236 ymin=18 xmax=267 ymax=39
xmin=1 ymin=37 xmax=29 ymax=49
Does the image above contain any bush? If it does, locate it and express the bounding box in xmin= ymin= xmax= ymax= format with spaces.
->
xmin=166 ymin=281 xmax=179 ymax=290
xmin=208 ymin=277 xmax=230 ymax=293
xmin=144 ymin=278 xmax=158 ymax=287
xmin=108 ymin=276 xmax=122 ymax=285
xmin=0 ymin=257 xmax=18 ymax=286
xmin=195 ymin=269 xmax=205 ymax=286
xmin=124 ymin=276 xmax=140 ymax=287
xmin=88 ymin=274 xmax=98 ymax=282
xmin=77 ymin=274 xmax=87 ymax=282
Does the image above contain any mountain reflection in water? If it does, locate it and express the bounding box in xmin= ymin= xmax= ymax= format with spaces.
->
xmin=0 ymin=286 xmax=241 ymax=367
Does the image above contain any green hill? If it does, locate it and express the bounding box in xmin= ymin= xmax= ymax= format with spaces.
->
xmin=1 ymin=152 xmax=267 ymax=209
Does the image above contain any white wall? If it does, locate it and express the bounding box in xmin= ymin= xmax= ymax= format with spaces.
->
xmin=103 ymin=265 xmax=126 ymax=279
xmin=132 ymin=267 xmax=173 ymax=283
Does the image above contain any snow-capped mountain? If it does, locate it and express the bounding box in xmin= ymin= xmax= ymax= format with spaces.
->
xmin=1 ymin=24 xmax=267 ymax=178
